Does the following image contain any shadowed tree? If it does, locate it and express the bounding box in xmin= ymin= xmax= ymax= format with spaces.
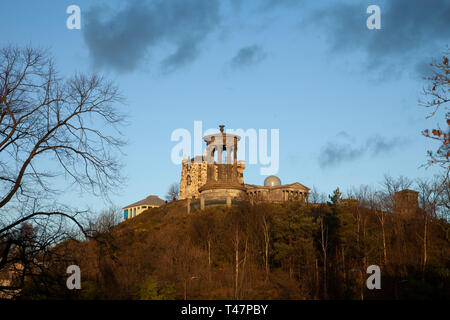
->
xmin=0 ymin=45 xmax=125 ymax=293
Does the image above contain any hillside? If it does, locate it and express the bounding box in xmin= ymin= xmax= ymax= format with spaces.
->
xmin=21 ymin=199 xmax=450 ymax=300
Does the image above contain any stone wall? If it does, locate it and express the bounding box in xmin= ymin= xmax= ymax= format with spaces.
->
xmin=180 ymin=158 xmax=245 ymax=200
xmin=199 ymin=188 xmax=248 ymax=201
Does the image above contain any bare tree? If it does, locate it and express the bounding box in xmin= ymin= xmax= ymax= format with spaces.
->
xmin=436 ymin=178 xmax=450 ymax=219
xmin=0 ymin=45 xmax=125 ymax=288
xmin=165 ymin=183 xmax=179 ymax=202
xmin=0 ymin=218 xmax=82 ymax=297
xmin=87 ymin=206 xmax=122 ymax=235
xmin=318 ymin=216 xmax=328 ymax=299
xmin=415 ymin=176 xmax=448 ymax=273
xmin=309 ymin=186 xmax=326 ymax=204
xmin=380 ymin=175 xmax=413 ymax=212
xmin=260 ymin=212 xmax=270 ymax=282
xmin=375 ymin=176 xmax=413 ymax=266
xmin=420 ymin=46 xmax=449 ymax=179
xmin=372 ymin=192 xmax=388 ymax=265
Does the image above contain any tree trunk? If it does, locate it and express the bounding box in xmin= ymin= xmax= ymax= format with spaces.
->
xmin=323 ymin=252 xmax=327 ymax=299
xmin=184 ymin=279 xmax=187 ymax=300
xmin=262 ymin=215 xmax=270 ymax=281
xmin=234 ymin=228 xmax=239 ymax=300
xmin=423 ymin=214 xmax=428 ymax=275
xmin=241 ymin=237 xmax=248 ymax=296
xmin=207 ymin=238 xmax=211 ymax=282
xmin=315 ymin=258 xmax=319 ymax=299
xmin=378 ymin=211 xmax=387 ymax=265
xmin=342 ymin=246 xmax=346 ymax=284
xmin=289 ymin=257 xmax=293 ymax=280
xmin=320 ymin=219 xmax=328 ymax=299
xmin=382 ymin=221 xmax=387 ymax=265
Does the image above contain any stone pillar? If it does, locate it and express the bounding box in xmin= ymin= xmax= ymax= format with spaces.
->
xmin=187 ymin=198 xmax=191 ymax=214
xmin=217 ymin=146 xmax=223 ymax=164
xmin=226 ymin=196 xmax=232 ymax=208
xmin=234 ymin=136 xmax=238 ymax=164
xmin=200 ymin=197 xmax=205 ymax=210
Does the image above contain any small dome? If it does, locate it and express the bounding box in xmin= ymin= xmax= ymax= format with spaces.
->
xmin=264 ymin=175 xmax=281 ymax=187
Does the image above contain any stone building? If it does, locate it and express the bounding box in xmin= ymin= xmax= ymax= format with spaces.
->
xmin=394 ymin=189 xmax=419 ymax=215
xmin=180 ymin=156 xmax=245 ymax=200
xmin=246 ymin=177 xmax=310 ymax=203
xmin=180 ymin=125 xmax=310 ymax=210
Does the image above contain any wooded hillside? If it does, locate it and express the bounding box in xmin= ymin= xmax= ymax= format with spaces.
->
xmin=20 ymin=188 xmax=450 ymax=300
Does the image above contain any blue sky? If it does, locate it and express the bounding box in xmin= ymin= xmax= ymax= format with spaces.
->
xmin=1 ymin=0 xmax=448 ymax=211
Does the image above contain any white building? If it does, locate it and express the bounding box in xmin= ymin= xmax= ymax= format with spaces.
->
xmin=122 ymin=195 xmax=165 ymax=220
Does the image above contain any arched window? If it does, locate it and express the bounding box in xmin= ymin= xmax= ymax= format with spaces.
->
xmin=187 ymin=175 xmax=191 ymax=186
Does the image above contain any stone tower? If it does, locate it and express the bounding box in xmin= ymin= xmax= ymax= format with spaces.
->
xmin=394 ymin=189 xmax=419 ymax=215
xmin=179 ymin=125 xmax=245 ymax=200
xmin=198 ymin=125 xmax=247 ymax=201
xmin=180 ymin=156 xmax=208 ymax=200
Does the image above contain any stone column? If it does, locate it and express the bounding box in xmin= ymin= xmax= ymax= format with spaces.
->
xmin=234 ymin=136 xmax=238 ymax=164
xmin=217 ymin=146 xmax=223 ymax=164
xmin=226 ymin=196 xmax=232 ymax=208
xmin=200 ymin=197 xmax=205 ymax=210
xmin=187 ymin=198 xmax=191 ymax=214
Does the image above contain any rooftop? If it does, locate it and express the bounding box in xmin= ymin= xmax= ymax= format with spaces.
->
xmin=123 ymin=195 xmax=165 ymax=209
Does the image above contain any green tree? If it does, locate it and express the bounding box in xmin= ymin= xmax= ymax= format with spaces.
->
xmin=328 ymin=187 xmax=343 ymax=206
xmin=139 ymin=277 xmax=174 ymax=300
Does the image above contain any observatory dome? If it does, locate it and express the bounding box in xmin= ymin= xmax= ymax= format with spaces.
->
xmin=264 ymin=175 xmax=281 ymax=187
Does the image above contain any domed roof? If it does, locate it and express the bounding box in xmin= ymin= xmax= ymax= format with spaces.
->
xmin=264 ymin=175 xmax=281 ymax=187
